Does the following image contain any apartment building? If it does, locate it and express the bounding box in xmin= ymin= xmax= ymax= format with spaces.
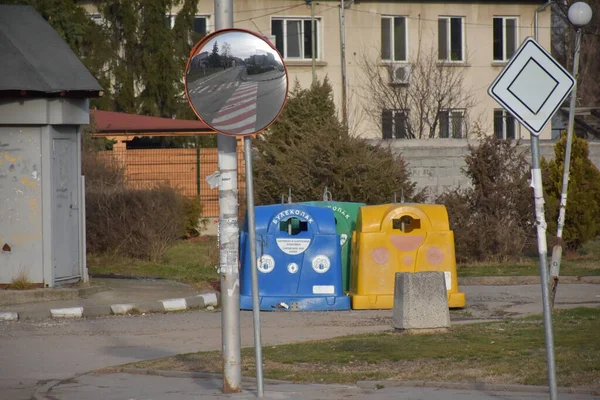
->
xmin=82 ymin=0 xmax=553 ymax=140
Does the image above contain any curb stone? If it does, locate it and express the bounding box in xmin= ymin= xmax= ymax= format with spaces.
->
xmin=1 ymin=292 xmax=220 ymax=321
xmin=32 ymin=379 xmax=61 ymax=400
xmin=0 ymin=311 xmax=18 ymax=321
xmin=34 ymin=370 xmax=598 ymax=398
xmin=356 ymin=380 xmax=599 ymax=396
xmin=2 ymin=276 xmax=598 ymax=320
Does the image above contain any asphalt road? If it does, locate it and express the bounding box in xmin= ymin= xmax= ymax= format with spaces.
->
xmin=187 ymin=66 xmax=286 ymax=134
xmin=1 ymin=284 xmax=599 ymax=400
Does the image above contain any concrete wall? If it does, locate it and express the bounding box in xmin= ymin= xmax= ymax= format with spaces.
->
xmin=0 ymin=127 xmax=44 ymax=285
xmin=380 ymin=139 xmax=600 ymax=200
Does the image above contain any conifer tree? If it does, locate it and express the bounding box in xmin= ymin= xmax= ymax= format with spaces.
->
xmin=253 ymin=78 xmax=422 ymax=205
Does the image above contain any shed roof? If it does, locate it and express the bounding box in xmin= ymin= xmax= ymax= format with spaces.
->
xmin=0 ymin=5 xmax=103 ymax=96
xmin=90 ymin=110 xmax=213 ymax=135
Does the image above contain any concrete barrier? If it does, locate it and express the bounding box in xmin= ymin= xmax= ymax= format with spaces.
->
xmin=392 ymin=272 xmax=450 ymax=331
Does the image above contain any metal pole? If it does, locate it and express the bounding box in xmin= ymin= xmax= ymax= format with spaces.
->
xmin=550 ymin=27 xmax=583 ymax=307
xmin=310 ymin=0 xmax=317 ymax=84
xmin=339 ymin=0 xmax=348 ymax=129
xmin=530 ymin=134 xmax=558 ymax=400
xmin=244 ymin=136 xmax=264 ymax=398
xmin=196 ymin=138 xmax=201 ymax=196
xmin=532 ymin=5 xmax=557 ymax=398
xmin=215 ymin=0 xmax=242 ymax=393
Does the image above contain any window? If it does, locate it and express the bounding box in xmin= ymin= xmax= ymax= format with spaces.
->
xmin=381 ymin=16 xmax=407 ymax=62
xmin=494 ymin=109 xmax=518 ymax=139
xmin=438 ymin=109 xmax=465 ymax=138
xmin=166 ymin=15 xmax=208 ymax=37
xmin=382 ymin=109 xmax=409 ymax=139
xmin=271 ymin=17 xmax=319 ymax=60
xmin=88 ymin=13 xmax=104 ymax=25
xmin=438 ymin=17 xmax=464 ymax=62
xmin=493 ymin=17 xmax=518 ymax=61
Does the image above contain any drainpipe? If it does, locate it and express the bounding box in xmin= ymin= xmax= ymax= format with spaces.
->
xmin=534 ymin=0 xmax=553 ymax=41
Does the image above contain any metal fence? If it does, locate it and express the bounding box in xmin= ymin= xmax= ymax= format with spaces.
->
xmin=93 ymin=145 xmax=245 ymax=218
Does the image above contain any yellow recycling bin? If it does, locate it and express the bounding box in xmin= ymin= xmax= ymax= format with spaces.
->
xmin=349 ymin=203 xmax=466 ymax=309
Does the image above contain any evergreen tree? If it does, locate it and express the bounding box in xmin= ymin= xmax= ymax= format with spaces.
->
xmin=252 ymin=78 xmax=422 ymax=205
xmin=542 ymin=134 xmax=600 ymax=249
xmin=2 ymin=0 xmax=114 ymax=110
xmin=8 ymin=0 xmax=201 ymax=118
xmin=97 ymin=0 xmax=199 ymax=118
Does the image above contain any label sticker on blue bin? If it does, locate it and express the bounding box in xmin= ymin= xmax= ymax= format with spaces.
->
xmin=312 ymin=255 xmax=331 ymax=273
xmin=276 ymin=238 xmax=311 ymax=255
xmin=257 ymin=255 xmax=275 ymax=273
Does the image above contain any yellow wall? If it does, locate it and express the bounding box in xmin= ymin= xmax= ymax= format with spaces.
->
xmin=81 ymin=1 xmax=553 ymax=139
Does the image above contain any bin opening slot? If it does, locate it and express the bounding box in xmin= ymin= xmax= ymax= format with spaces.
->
xmin=279 ymin=217 xmax=308 ymax=235
xmin=392 ymin=216 xmax=420 ymax=233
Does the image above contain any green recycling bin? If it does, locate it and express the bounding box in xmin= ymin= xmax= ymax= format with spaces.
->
xmin=302 ymin=201 xmax=365 ymax=293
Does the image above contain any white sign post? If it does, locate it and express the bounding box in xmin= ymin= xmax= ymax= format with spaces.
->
xmin=488 ymin=37 xmax=575 ymax=400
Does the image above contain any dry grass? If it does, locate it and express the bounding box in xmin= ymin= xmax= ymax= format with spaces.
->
xmin=127 ymin=308 xmax=600 ymax=391
xmin=8 ymin=269 xmax=36 ymax=290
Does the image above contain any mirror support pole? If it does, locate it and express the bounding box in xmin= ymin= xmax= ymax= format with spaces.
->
xmin=215 ymin=0 xmax=242 ymax=394
xmin=244 ymin=136 xmax=265 ymax=397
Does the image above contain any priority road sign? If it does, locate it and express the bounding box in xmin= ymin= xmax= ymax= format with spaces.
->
xmin=488 ymin=37 xmax=575 ymax=135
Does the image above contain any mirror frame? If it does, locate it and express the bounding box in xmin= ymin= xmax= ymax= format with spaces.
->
xmin=184 ymin=28 xmax=289 ymax=137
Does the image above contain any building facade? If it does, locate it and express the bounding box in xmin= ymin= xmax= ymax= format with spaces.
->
xmin=82 ymin=0 xmax=552 ymax=140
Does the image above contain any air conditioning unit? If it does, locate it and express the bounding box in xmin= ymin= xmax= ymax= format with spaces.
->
xmin=390 ymin=64 xmax=411 ymax=85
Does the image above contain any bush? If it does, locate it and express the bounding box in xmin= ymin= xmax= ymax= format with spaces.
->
xmin=542 ymin=133 xmax=600 ymax=249
xmin=436 ymin=136 xmax=534 ymax=262
xmin=86 ymin=185 xmax=186 ymax=261
xmin=253 ymin=78 xmax=423 ymax=204
xmin=83 ymin=150 xmax=198 ymax=260
xmin=182 ymin=196 xmax=209 ymax=238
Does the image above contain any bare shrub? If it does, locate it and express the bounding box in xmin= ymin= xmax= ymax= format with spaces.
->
xmin=437 ymin=137 xmax=535 ymax=262
xmin=86 ymin=185 xmax=186 ymax=261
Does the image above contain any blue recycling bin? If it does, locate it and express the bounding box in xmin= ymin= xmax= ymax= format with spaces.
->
xmin=239 ymin=204 xmax=351 ymax=311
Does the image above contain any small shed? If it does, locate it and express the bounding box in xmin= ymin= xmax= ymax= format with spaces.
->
xmin=0 ymin=5 xmax=102 ymax=287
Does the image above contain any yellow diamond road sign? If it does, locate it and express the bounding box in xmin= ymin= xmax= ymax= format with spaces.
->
xmin=488 ymin=37 xmax=574 ymax=136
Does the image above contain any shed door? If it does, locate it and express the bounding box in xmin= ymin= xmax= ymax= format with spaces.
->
xmin=52 ymin=136 xmax=80 ymax=281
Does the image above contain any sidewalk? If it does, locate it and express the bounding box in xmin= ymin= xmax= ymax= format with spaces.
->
xmin=0 ymin=277 xmax=218 ymax=320
xmin=34 ymin=370 xmax=599 ymax=400
xmin=1 ymin=275 xmax=598 ymax=321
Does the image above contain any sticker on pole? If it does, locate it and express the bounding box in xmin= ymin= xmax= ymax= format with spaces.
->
xmin=488 ymin=37 xmax=574 ymax=135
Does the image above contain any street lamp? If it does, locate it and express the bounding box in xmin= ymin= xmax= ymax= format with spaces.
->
xmin=550 ymin=1 xmax=593 ymax=307
xmin=568 ymin=1 xmax=593 ymax=26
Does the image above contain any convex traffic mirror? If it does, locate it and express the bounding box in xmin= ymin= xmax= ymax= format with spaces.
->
xmin=185 ymin=29 xmax=289 ymax=136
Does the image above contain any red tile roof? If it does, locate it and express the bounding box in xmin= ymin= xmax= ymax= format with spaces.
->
xmin=90 ymin=110 xmax=213 ymax=133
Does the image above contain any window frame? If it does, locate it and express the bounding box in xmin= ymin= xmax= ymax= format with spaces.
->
xmin=166 ymin=14 xmax=210 ymax=37
xmin=88 ymin=13 xmax=104 ymax=25
xmin=382 ymin=108 xmax=410 ymax=139
xmin=381 ymin=15 xmax=408 ymax=62
xmin=493 ymin=16 xmax=519 ymax=62
xmin=270 ymin=16 xmax=322 ymax=61
xmin=494 ymin=109 xmax=519 ymax=140
xmin=438 ymin=16 xmax=465 ymax=63
xmin=438 ymin=109 xmax=465 ymax=139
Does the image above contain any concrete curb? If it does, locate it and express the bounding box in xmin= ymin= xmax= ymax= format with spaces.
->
xmin=32 ymin=379 xmax=61 ymax=400
xmin=458 ymin=275 xmax=600 ymax=286
xmin=356 ymin=380 xmax=599 ymax=396
xmin=4 ymin=292 xmax=220 ymax=321
xmin=34 ymin=369 xmax=597 ymax=398
xmin=0 ymin=284 xmax=105 ymax=306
